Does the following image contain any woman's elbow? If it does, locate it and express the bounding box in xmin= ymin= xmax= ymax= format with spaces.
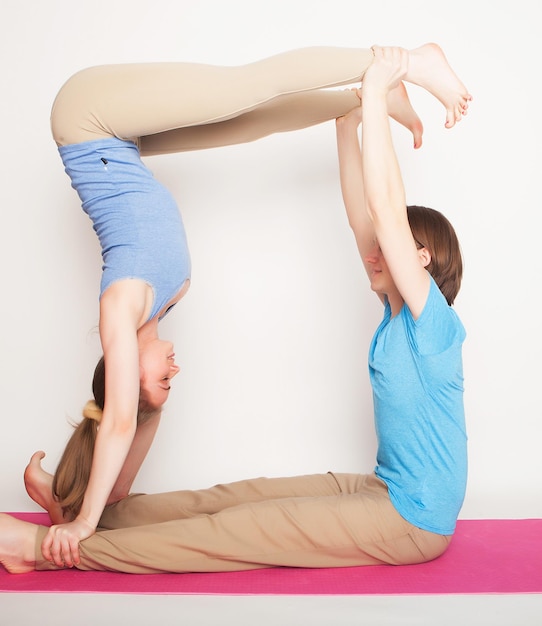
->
xmin=101 ymin=413 xmax=138 ymax=437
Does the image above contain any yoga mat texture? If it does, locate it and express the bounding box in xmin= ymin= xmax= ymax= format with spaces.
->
xmin=2 ymin=515 xmax=541 ymax=595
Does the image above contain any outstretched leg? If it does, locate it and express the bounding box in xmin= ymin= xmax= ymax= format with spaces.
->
xmin=140 ymin=88 xmax=361 ymax=154
xmin=99 ymin=472 xmax=348 ymax=529
xmin=51 ymin=44 xmax=467 ymax=149
xmin=49 ymin=474 xmax=449 ymax=574
xmin=140 ymin=82 xmax=423 ymax=155
xmin=1 ymin=474 xmax=450 ymax=575
xmin=51 ymin=47 xmax=374 ymax=146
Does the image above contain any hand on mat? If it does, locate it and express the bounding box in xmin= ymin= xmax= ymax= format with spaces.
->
xmin=41 ymin=517 xmax=96 ymax=568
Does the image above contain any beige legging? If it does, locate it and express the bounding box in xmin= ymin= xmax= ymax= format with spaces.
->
xmin=35 ymin=472 xmax=451 ymax=574
xmin=50 ymin=47 xmax=375 ymax=153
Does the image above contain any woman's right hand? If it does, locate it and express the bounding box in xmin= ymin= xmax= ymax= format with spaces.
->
xmin=41 ymin=516 xmax=96 ymax=568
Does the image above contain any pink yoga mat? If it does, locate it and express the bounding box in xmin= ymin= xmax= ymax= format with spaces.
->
xmin=1 ymin=514 xmax=541 ymax=595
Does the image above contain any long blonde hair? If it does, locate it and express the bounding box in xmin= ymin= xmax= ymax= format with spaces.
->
xmin=52 ymin=357 xmax=156 ymax=520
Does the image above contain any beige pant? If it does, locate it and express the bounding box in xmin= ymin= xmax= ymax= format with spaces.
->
xmin=35 ymin=473 xmax=451 ymax=573
xmin=50 ymin=47 xmax=374 ymax=153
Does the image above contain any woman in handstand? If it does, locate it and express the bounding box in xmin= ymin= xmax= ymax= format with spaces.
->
xmin=2 ymin=44 xmax=470 ymax=574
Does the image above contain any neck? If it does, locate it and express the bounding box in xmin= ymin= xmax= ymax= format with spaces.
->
xmin=137 ymin=316 xmax=160 ymax=345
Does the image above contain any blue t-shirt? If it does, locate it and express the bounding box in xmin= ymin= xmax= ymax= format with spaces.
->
xmin=59 ymin=137 xmax=191 ymax=321
xmin=370 ymin=277 xmax=467 ymax=535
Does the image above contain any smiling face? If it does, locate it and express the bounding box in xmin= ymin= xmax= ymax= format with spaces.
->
xmin=139 ymin=339 xmax=180 ymax=409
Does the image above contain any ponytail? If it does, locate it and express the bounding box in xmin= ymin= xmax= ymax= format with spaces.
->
xmin=51 ymin=357 xmax=106 ymax=519
xmin=52 ymin=356 xmax=157 ymax=519
xmin=51 ymin=415 xmax=99 ymax=520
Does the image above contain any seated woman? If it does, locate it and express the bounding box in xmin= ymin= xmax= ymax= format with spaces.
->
xmin=1 ymin=43 xmax=470 ymax=574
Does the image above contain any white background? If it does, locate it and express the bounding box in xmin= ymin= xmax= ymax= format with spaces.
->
xmin=1 ymin=0 xmax=540 ymax=520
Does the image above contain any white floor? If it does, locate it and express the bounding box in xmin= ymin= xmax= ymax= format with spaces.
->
xmin=3 ymin=593 xmax=542 ymax=626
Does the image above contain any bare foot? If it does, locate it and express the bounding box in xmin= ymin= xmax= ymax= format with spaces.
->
xmin=406 ymin=43 xmax=472 ymax=128
xmin=24 ymin=451 xmax=66 ymax=525
xmin=0 ymin=514 xmax=38 ymax=574
xmin=387 ymin=82 xmax=423 ymax=148
xmin=338 ymin=86 xmax=422 ymax=148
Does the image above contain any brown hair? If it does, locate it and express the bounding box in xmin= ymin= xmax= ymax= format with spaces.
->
xmin=52 ymin=356 xmax=157 ymax=520
xmin=407 ymin=205 xmax=463 ymax=305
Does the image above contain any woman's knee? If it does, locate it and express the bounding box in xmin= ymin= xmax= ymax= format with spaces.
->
xmin=50 ymin=67 xmax=109 ymax=145
xmin=409 ymin=527 xmax=452 ymax=563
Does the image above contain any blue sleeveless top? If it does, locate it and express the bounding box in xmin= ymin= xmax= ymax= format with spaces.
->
xmin=58 ymin=138 xmax=191 ymax=321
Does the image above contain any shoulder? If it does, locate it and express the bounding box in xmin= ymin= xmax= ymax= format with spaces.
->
xmin=100 ymin=279 xmax=155 ymax=331
xmin=403 ymin=278 xmax=465 ymax=352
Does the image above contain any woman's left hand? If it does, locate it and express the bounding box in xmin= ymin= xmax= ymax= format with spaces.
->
xmin=364 ymin=46 xmax=409 ymax=95
xmin=41 ymin=516 xmax=96 ymax=568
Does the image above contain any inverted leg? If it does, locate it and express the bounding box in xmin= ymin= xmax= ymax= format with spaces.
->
xmin=51 ymin=47 xmax=373 ymax=146
xmin=139 ymin=89 xmax=361 ymax=155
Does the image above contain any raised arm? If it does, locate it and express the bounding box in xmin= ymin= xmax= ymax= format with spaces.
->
xmin=336 ymin=81 xmax=425 ymax=306
xmin=335 ymin=95 xmax=375 ymax=271
xmin=360 ymin=47 xmax=431 ymax=318
xmin=336 ymin=96 xmax=390 ymax=309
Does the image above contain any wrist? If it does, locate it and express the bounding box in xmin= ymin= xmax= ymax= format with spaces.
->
xmin=336 ymin=117 xmax=357 ymax=133
xmin=360 ymin=84 xmax=388 ymax=100
xmin=75 ymin=511 xmax=98 ymax=532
